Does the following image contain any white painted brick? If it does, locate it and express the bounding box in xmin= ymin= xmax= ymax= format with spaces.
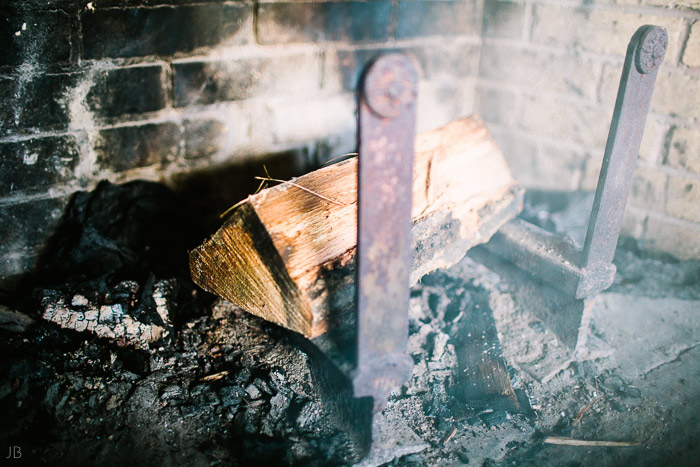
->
xmin=682 ymin=20 xmax=700 ymax=67
xmin=479 ymin=43 xmax=599 ymax=100
xmin=518 ymin=94 xmax=610 ymax=148
xmin=531 ymin=5 xmax=683 ymax=59
xmin=666 ymin=126 xmax=700 ymax=175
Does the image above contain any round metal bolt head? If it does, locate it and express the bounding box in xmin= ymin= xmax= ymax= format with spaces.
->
xmin=363 ymin=54 xmax=418 ymax=119
xmin=635 ymin=26 xmax=667 ymax=74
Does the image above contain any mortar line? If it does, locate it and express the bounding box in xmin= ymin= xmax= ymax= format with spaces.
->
xmin=627 ymin=205 xmax=700 ymax=230
xmin=494 ymin=0 xmax=700 ymax=20
xmin=675 ymin=19 xmax=693 ymax=67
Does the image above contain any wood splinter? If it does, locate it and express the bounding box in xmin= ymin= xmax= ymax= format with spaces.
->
xmin=189 ymin=115 xmax=523 ymax=338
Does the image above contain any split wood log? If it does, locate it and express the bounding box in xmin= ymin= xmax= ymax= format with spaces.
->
xmin=190 ymin=115 xmax=523 ymax=339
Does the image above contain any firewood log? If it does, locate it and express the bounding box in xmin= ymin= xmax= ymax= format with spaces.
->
xmin=190 ymin=115 xmax=523 ymax=338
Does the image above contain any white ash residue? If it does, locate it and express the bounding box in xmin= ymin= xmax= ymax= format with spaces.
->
xmin=39 ymin=279 xmax=176 ymax=349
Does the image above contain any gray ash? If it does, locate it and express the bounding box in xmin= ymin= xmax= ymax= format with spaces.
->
xmin=3 ymin=181 xmax=698 ymax=466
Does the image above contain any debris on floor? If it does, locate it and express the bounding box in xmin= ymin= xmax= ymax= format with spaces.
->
xmin=1 ymin=184 xmax=699 ymax=466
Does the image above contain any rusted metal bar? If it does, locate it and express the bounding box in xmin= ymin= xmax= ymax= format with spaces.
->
xmin=582 ymin=25 xmax=668 ymax=272
xmin=487 ymin=26 xmax=667 ymax=300
xmin=477 ymin=25 xmax=667 ymax=353
xmin=354 ymin=54 xmax=417 ymax=411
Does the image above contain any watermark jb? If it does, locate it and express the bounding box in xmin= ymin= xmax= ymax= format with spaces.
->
xmin=5 ymin=446 xmax=22 ymax=459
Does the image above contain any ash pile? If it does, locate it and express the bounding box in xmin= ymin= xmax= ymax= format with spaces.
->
xmin=0 ymin=180 xmax=531 ymax=466
xmin=2 ymin=181 xmax=699 ymax=466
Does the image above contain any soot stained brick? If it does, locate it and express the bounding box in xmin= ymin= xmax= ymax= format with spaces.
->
xmin=482 ymin=0 xmax=526 ymax=39
xmin=257 ymin=2 xmax=393 ymax=45
xmin=173 ymin=54 xmax=321 ymax=107
xmin=81 ymin=3 xmax=252 ymax=59
xmin=0 ymin=73 xmax=78 ymax=135
xmin=1 ymin=9 xmax=72 ymax=67
xmin=184 ymin=119 xmax=228 ymax=160
xmin=396 ymin=1 xmax=480 ymax=39
xmin=0 ymin=196 xmax=68 ymax=256
xmin=335 ymin=48 xmax=401 ymax=91
xmin=96 ymin=122 xmax=181 ymax=173
xmin=87 ymin=65 xmax=166 ymax=118
xmin=0 ymin=135 xmax=80 ymax=195
xmin=333 ymin=42 xmax=480 ymax=91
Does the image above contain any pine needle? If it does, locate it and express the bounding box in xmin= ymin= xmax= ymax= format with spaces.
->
xmin=321 ymin=152 xmax=358 ymax=167
xmin=219 ymin=165 xmax=272 ymax=219
xmin=219 ymin=161 xmax=349 ymax=220
xmin=254 ymin=176 xmax=347 ymax=206
xmin=219 ymin=197 xmax=248 ymax=219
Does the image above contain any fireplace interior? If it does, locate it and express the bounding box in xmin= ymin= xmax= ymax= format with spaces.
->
xmin=1 ymin=1 xmax=700 ymax=466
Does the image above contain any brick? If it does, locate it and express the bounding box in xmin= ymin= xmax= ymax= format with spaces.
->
xmin=0 ymin=72 xmax=77 ymax=135
xmin=329 ymin=42 xmax=480 ymax=92
xmin=478 ymin=43 xmax=598 ymax=100
xmin=621 ymin=208 xmax=647 ymax=242
xmin=263 ymin=94 xmax=356 ymax=149
xmin=416 ymin=79 xmax=475 ymax=132
xmin=682 ymin=21 xmax=700 ymax=67
xmin=528 ymin=141 xmax=587 ymax=191
xmin=598 ymin=64 xmax=622 ymax=108
xmin=580 ymin=154 xmax=602 ymax=191
xmin=578 ymin=117 xmax=665 ymax=167
xmin=482 ymin=0 xmax=526 ymax=39
xmin=87 ymin=65 xmax=166 ymax=118
xmin=0 ymin=135 xmax=80 ymax=195
xmin=645 ymin=0 xmax=700 ymax=8
xmin=407 ymin=42 xmax=481 ymax=80
xmin=487 ymin=128 xmax=584 ymax=191
xmin=640 ymin=214 xmax=700 ymax=260
xmin=666 ymin=175 xmax=700 ymax=222
xmin=1 ymin=9 xmax=72 ymax=67
xmin=531 ymin=5 xmax=683 ymax=58
xmin=628 ymin=166 xmax=668 ymax=212
xmin=396 ymin=1 xmax=480 ymax=39
xmin=518 ymin=95 xmax=610 ymax=148
xmin=96 ymin=122 xmax=181 ymax=173
xmin=651 ymin=70 xmax=700 ymax=120
xmin=81 ymin=4 xmax=252 ymax=59
xmin=666 ymin=126 xmax=700 ymax=175
xmin=599 ymin=64 xmax=700 ymax=121
xmin=486 ymin=128 xmax=537 ymax=186
xmin=582 ymin=119 xmax=670 ymax=189
xmin=474 ymin=85 xmax=518 ymax=127
xmin=173 ymin=53 xmax=322 ymax=107
xmin=184 ymin=119 xmax=229 ymax=161
xmin=330 ymin=47 xmax=401 ymax=92
xmin=0 ymin=196 xmax=68 ymax=256
xmin=638 ymin=117 xmax=667 ymax=164
xmin=257 ymin=2 xmax=392 ymax=45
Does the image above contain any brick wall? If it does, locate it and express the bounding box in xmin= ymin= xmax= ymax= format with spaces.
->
xmin=1 ymin=0 xmax=699 ymax=284
xmin=476 ymin=0 xmax=700 ymax=260
xmin=0 ymin=0 xmax=483 ymax=284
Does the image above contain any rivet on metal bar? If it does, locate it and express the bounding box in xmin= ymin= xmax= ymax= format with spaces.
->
xmin=353 ymin=54 xmax=418 ymax=412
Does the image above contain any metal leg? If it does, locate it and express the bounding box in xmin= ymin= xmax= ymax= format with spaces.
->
xmin=582 ymin=26 xmax=668 ymax=272
xmin=353 ymin=54 xmax=418 ymax=412
xmin=477 ymin=25 xmax=668 ymax=353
